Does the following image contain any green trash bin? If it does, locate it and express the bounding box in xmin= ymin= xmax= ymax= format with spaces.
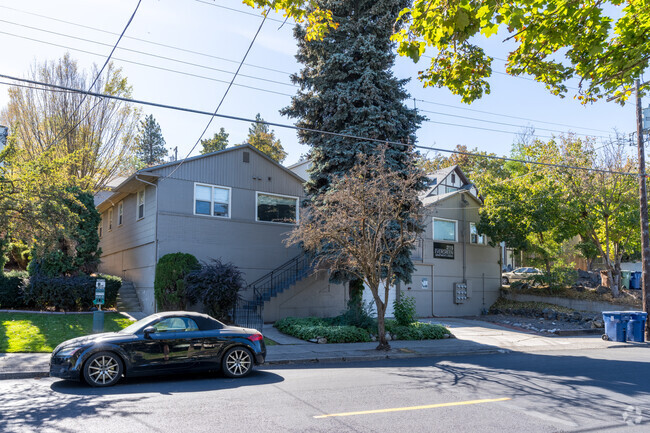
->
xmin=621 ymin=270 xmax=631 ymax=290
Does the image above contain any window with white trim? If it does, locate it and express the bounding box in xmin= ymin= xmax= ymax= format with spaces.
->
xmin=117 ymin=201 xmax=123 ymax=226
xmin=256 ymin=192 xmax=298 ymax=224
xmin=433 ymin=218 xmax=457 ymax=241
xmin=194 ymin=183 xmax=231 ymax=217
xmin=137 ymin=190 xmax=145 ymax=220
xmin=98 ymin=215 xmax=103 ymax=238
xmin=108 ymin=208 xmax=113 ymax=231
xmin=470 ymin=222 xmax=486 ymax=244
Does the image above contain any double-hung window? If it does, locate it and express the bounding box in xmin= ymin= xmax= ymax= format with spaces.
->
xmin=137 ymin=190 xmax=145 ymax=220
xmin=470 ymin=222 xmax=486 ymax=244
xmin=256 ymin=192 xmax=298 ymax=224
xmin=194 ymin=183 xmax=231 ymax=218
xmin=433 ymin=218 xmax=457 ymax=242
xmin=117 ymin=201 xmax=124 ymax=226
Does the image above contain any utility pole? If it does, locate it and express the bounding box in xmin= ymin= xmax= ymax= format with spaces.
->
xmin=635 ymin=79 xmax=650 ymax=340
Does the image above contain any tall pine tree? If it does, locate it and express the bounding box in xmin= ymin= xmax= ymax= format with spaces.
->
xmin=135 ymin=114 xmax=167 ymax=166
xmin=282 ymin=0 xmax=424 ymax=283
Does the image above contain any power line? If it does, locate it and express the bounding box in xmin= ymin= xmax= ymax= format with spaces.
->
xmin=45 ymin=0 xmax=143 ymax=152
xmin=0 ymin=30 xmax=296 ymax=96
xmin=0 ymin=7 xmax=619 ymax=137
xmin=165 ymin=8 xmax=271 ymax=179
xmin=0 ymin=73 xmax=636 ymax=177
xmin=0 ymin=4 xmax=292 ymax=76
xmin=0 ymin=21 xmax=296 ymax=88
xmin=415 ymin=99 xmax=614 ymax=135
xmin=420 ymin=108 xmax=610 ymax=139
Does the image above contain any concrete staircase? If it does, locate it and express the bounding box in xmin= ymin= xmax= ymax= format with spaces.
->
xmin=116 ymin=281 xmax=142 ymax=313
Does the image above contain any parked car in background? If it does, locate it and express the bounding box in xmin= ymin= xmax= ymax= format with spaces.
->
xmin=50 ymin=311 xmax=266 ymax=387
xmin=501 ymin=267 xmax=543 ymax=285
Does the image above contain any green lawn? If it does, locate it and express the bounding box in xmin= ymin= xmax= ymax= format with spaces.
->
xmin=0 ymin=312 xmax=135 ymax=353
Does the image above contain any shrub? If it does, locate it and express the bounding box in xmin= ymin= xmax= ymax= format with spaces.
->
xmin=274 ymin=317 xmax=371 ymax=343
xmin=330 ymin=297 xmax=377 ymax=330
xmin=154 ymin=253 xmax=200 ymax=311
xmin=393 ymin=294 xmax=417 ymax=326
xmin=0 ymin=275 xmax=26 ymax=309
xmin=185 ymin=259 xmax=243 ymax=322
xmin=8 ymin=241 xmax=30 ymax=269
xmin=22 ymin=274 xmax=121 ymax=311
xmin=385 ymin=320 xmax=449 ymax=340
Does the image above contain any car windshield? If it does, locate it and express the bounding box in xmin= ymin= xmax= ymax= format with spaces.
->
xmin=118 ymin=316 xmax=157 ymax=334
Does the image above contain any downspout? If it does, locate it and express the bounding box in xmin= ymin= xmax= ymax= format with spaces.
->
xmin=135 ymin=174 xmax=159 ymax=313
xmin=461 ymin=193 xmax=468 ymax=284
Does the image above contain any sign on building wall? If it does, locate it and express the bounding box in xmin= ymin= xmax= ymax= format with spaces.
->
xmin=434 ymin=242 xmax=455 ymax=260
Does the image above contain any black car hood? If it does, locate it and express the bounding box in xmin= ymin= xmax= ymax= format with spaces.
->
xmin=55 ymin=332 xmax=127 ymax=350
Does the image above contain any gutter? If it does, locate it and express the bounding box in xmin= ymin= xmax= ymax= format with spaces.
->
xmin=135 ymin=174 xmax=159 ymax=313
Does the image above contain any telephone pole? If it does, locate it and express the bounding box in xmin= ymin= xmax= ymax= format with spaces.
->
xmin=635 ymin=79 xmax=650 ymax=340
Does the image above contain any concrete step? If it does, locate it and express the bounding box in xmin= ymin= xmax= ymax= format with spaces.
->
xmin=117 ymin=280 xmax=142 ymax=312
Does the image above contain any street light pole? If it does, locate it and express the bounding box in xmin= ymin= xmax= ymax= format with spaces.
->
xmin=635 ymin=79 xmax=650 ymax=340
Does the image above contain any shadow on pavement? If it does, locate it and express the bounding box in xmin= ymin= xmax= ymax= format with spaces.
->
xmin=51 ymin=369 xmax=284 ymax=396
xmin=268 ymin=350 xmax=650 ymax=428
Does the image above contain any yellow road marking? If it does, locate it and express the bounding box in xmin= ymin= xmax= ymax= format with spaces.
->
xmin=313 ymin=397 xmax=511 ymax=419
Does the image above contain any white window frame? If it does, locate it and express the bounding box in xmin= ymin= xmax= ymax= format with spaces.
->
xmin=108 ymin=208 xmax=113 ymax=231
xmin=98 ymin=215 xmax=103 ymax=238
xmin=137 ymin=190 xmax=145 ymax=221
xmin=433 ymin=217 xmax=458 ymax=242
xmin=193 ymin=183 xmax=231 ymax=218
xmin=117 ymin=201 xmax=124 ymax=226
xmin=255 ymin=192 xmax=299 ymax=225
xmin=469 ymin=222 xmax=487 ymax=245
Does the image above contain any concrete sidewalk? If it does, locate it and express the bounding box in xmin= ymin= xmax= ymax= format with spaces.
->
xmin=0 ymin=318 xmax=642 ymax=380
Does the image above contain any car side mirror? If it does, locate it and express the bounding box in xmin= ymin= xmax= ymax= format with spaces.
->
xmin=143 ymin=326 xmax=156 ymax=338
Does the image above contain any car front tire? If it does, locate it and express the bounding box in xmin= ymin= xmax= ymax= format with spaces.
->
xmin=222 ymin=346 xmax=253 ymax=378
xmin=501 ymin=277 xmax=509 ymax=285
xmin=83 ymin=351 xmax=123 ymax=387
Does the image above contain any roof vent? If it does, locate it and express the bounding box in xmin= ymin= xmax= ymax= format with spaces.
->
xmin=243 ymin=151 xmax=250 ymax=163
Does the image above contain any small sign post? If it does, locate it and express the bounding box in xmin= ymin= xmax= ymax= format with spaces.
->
xmin=93 ymin=279 xmax=106 ymax=333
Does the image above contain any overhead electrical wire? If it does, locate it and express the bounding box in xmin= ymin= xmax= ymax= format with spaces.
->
xmin=0 ymin=10 xmax=619 ymax=138
xmin=165 ymin=8 xmax=271 ymax=179
xmin=0 ymin=73 xmax=636 ymax=177
xmin=44 ymin=0 xmax=143 ymax=151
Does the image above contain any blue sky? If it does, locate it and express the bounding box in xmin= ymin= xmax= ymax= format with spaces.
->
xmin=0 ymin=0 xmax=640 ymax=166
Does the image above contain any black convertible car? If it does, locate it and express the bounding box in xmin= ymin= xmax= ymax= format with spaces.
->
xmin=50 ymin=311 xmax=266 ymax=387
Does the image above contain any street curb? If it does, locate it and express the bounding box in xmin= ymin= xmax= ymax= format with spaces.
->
xmin=0 ymin=371 xmax=50 ymax=380
xmin=263 ymin=348 xmax=508 ymax=366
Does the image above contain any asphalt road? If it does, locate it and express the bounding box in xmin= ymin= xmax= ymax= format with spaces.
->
xmin=1 ymin=347 xmax=649 ymax=433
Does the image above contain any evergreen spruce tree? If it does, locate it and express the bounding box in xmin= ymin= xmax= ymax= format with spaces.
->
xmin=282 ymin=0 xmax=425 ymax=283
xmin=243 ymin=114 xmax=287 ymax=163
xmin=200 ymin=127 xmax=230 ymax=154
xmin=135 ymin=114 xmax=167 ymax=166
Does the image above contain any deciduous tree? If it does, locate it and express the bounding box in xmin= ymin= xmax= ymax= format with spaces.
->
xmin=243 ymin=114 xmax=287 ymax=163
xmin=0 ymin=53 xmax=140 ymax=190
xmin=286 ymin=149 xmax=425 ymax=350
xmin=200 ymin=127 xmax=230 ymax=154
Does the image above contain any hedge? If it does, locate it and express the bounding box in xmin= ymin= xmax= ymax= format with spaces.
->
xmin=20 ymin=274 xmax=121 ymax=311
xmin=0 ymin=275 xmax=25 ymax=309
xmin=274 ymin=317 xmax=371 ymax=343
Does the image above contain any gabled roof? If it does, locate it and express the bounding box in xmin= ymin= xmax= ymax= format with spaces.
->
xmin=95 ymin=144 xmax=304 ymax=212
xmin=141 ymin=144 xmax=305 ymax=183
xmin=422 ymin=164 xmax=471 ymax=198
xmin=421 ymin=189 xmax=483 ymax=207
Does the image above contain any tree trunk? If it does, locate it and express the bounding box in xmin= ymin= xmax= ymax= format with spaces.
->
xmin=375 ymin=301 xmax=390 ymax=351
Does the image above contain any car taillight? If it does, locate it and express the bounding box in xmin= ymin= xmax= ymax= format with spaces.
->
xmin=247 ymin=333 xmax=263 ymax=342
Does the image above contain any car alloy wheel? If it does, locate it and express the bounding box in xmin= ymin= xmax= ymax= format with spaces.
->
xmin=222 ymin=347 xmax=253 ymax=378
xmin=83 ymin=352 xmax=123 ymax=387
xmin=501 ymin=277 xmax=509 ymax=285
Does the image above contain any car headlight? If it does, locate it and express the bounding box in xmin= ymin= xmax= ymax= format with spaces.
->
xmin=56 ymin=346 xmax=84 ymax=357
